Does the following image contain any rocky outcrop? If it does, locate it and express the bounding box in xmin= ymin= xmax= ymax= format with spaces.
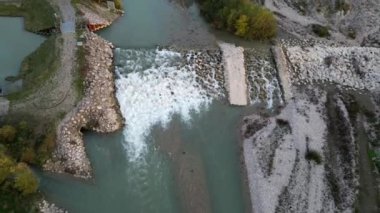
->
xmin=44 ymin=32 xmax=123 ymax=179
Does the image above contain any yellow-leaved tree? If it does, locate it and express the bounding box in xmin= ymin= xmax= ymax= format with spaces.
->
xmin=13 ymin=163 xmax=38 ymax=196
xmin=235 ymin=14 xmax=250 ymax=37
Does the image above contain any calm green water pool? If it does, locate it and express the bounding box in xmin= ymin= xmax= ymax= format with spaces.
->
xmin=0 ymin=17 xmax=44 ymax=94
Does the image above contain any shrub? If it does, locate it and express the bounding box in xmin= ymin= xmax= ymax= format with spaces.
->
xmin=235 ymin=14 xmax=249 ymax=37
xmin=311 ymin=24 xmax=330 ymax=37
xmin=0 ymin=125 xmax=17 ymax=143
xmin=20 ymin=148 xmax=36 ymax=164
xmin=37 ymin=132 xmax=56 ymax=164
xmin=199 ymin=0 xmax=277 ymax=40
xmin=0 ymin=154 xmax=14 ymax=184
xmin=305 ymin=150 xmax=323 ymax=164
xmin=13 ymin=163 xmax=38 ymax=196
xmin=335 ymin=0 xmax=350 ymax=14
xmin=114 ymin=0 xmax=123 ymax=10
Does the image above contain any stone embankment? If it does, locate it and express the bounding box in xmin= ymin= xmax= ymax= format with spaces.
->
xmin=44 ymin=32 xmax=123 ymax=178
xmin=219 ymin=42 xmax=248 ymax=106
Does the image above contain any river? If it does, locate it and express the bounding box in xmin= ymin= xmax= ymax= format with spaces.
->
xmin=38 ymin=0 xmax=258 ymax=212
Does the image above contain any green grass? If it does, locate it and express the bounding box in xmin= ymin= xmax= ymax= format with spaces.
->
xmin=0 ymin=0 xmax=56 ymax=32
xmin=6 ymin=35 xmax=60 ymax=101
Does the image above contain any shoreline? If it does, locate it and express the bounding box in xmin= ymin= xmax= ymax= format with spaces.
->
xmin=44 ymin=31 xmax=124 ymax=179
xmin=43 ymin=0 xmax=124 ymax=179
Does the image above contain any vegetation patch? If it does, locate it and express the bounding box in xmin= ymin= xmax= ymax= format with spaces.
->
xmin=0 ymin=0 xmax=56 ymax=32
xmin=311 ymin=24 xmax=330 ymax=37
xmin=0 ymin=121 xmax=56 ymax=212
xmin=305 ymin=150 xmax=323 ymax=164
xmin=199 ymin=0 xmax=277 ymax=40
xmin=368 ymin=149 xmax=380 ymax=170
xmin=6 ymin=35 xmax=60 ymax=101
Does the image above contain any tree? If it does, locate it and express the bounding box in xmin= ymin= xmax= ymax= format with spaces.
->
xmin=0 ymin=125 xmax=17 ymax=143
xmin=0 ymin=153 xmax=14 ymax=184
xmin=235 ymin=14 xmax=249 ymax=37
xmin=250 ymin=8 xmax=277 ymax=39
xmin=13 ymin=163 xmax=38 ymax=196
xmin=20 ymin=148 xmax=36 ymax=164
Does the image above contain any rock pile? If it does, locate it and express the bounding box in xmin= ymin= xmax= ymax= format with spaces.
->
xmin=44 ymin=32 xmax=123 ymax=179
xmin=285 ymin=46 xmax=380 ymax=91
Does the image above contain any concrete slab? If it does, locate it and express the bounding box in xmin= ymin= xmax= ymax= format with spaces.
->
xmin=219 ymin=42 xmax=248 ymax=106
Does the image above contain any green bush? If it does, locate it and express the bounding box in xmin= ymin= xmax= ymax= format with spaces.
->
xmin=13 ymin=163 xmax=38 ymax=196
xmin=0 ymin=125 xmax=17 ymax=143
xmin=311 ymin=24 xmax=330 ymax=37
xmin=305 ymin=150 xmax=323 ymax=164
xmin=114 ymin=0 xmax=123 ymax=10
xmin=0 ymin=153 xmax=14 ymax=184
xmin=199 ymin=0 xmax=277 ymax=40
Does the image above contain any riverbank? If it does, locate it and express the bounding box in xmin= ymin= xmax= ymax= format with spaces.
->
xmin=44 ymin=31 xmax=123 ymax=178
xmin=34 ymin=0 xmax=123 ymax=179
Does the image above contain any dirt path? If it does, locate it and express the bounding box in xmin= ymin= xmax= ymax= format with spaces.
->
xmin=10 ymin=0 xmax=78 ymax=126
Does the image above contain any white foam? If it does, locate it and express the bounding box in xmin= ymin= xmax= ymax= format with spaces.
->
xmin=115 ymin=49 xmax=212 ymax=161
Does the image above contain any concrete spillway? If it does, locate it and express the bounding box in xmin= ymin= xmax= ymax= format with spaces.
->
xmin=219 ymin=42 xmax=248 ymax=106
